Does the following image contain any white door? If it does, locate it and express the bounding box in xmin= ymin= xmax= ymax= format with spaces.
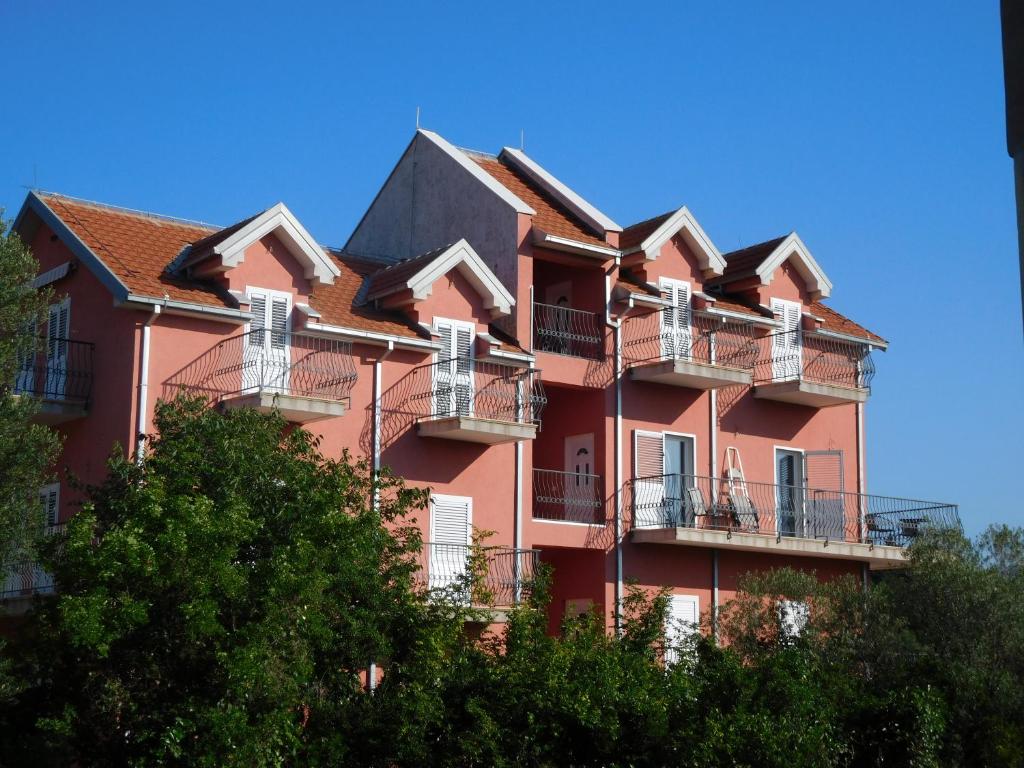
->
xmin=770 ymin=298 xmax=802 ymax=380
xmin=564 ymin=433 xmax=596 ymax=522
xmin=664 ymin=594 xmax=699 ymax=666
xmin=244 ymin=290 xmax=291 ymax=393
xmin=429 ymin=494 xmax=472 ymax=594
xmin=45 ymin=299 xmax=70 ymax=399
xmin=659 ymin=278 xmax=692 ymax=360
xmin=776 ymin=449 xmax=805 ymax=537
xmin=434 ymin=318 xmax=475 ymax=417
xmin=634 ymin=430 xmax=666 ymax=527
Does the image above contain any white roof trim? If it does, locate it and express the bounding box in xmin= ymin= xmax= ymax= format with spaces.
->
xmin=304 ymin=319 xmax=440 ymax=351
xmin=500 ymin=147 xmax=622 ymax=233
xmin=629 ymin=206 xmax=726 ymax=276
xmin=417 ymin=130 xmax=535 ymax=215
xmin=755 ymin=232 xmax=832 ymax=299
xmin=532 ymin=230 xmax=620 ymax=260
xmin=212 ymin=203 xmax=340 ymax=286
xmin=371 ymin=239 xmax=516 ymax=317
xmin=814 ymin=328 xmax=888 ymax=350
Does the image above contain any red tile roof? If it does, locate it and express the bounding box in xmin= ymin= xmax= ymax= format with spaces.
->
xmin=619 ymin=211 xmax=675 ymax=252
xmin=468 ymin=154 xmax=608 ymax=247
xmin=709 ymin=235 xmax=789 ymax=285
xmin=810 ymin=301 xmax=886 ymax=344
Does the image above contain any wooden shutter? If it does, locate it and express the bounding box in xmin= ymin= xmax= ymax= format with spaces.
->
xmin=664 ymin=594 xmax=699 ymax=666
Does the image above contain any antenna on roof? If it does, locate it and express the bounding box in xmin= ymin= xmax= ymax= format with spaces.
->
xmin=520 ymin=129 xmax=525 ymax=151
xmin=415 ymin=106 xmax=420 ymax=129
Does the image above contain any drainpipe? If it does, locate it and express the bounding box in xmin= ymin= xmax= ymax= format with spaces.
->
xmin=372 ymin=341 xmax=395 ymax=512
xmin=711 ymin=549 xmax=720 ymax=643
xmin=135 ymin=304 xmax=162 ymax=463
xmin=856 ymin=400 xmax=865 ymax=540
xmin=606 ymin=262 xmax=625 ymax=636
xmin=514 ymin=438 xmax=524 ymax=603
xmin=710 ymin=379 xmax=719 ymax=643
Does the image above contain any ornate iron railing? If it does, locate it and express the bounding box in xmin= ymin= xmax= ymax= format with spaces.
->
xmin=532 ymin=301 xmax=604 ymax=360
xmin=1 ymin=524 xmax=65 ymax=599
xmin=624 ymin=474 xmax=959 ymax=547
xmin=754 ymin=329 xmax=876 ymax=390
xmin=416 ymin=542 xmax=539 ymax=606
xmin=622 ymin=310 xmax=758 ymax=370
xmin=13 ymin=338 xmax=94 ymax=404
xmin=533 ymin=468 xmax=605 ymax=524
xmin=163 ymin=330 xmax=357 ymax=405
xmin=410 ymin=357 xmax=546 ymax=425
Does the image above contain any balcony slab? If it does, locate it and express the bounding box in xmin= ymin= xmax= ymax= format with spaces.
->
xmin=417 ymin=415 xmax=537 ymax=444
xmin=629 ymin=359 xmax=752 ymax=390
xmin=753 ymin=379 xmax=869 ymax=407
xmin=630 ymin=526 xmax=906 ymax=570
xmin=220 ymin=391 xmax=347 ymax=423
xmin=27 ymin=397 xmax=89 ymax=425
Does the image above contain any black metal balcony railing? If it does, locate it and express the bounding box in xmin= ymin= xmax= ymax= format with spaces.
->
xmin=417 ymin=542 xmax=539 ymax=606
xmin=625 ymin=474 xmax=959 ymax=547
xmin=754 ymin=329 xmax=876 ymax=390
xmin=622 ymin=310 xmax=759 ymax=370
xmin=13 ymin=338 xmax=94 ymax=404
xmin=533 ymin=468 xmax=605 ymax=524
xmin=163 ymin=330 xmax=357 ymax=405
xmin=1 ymin=524 xmax=65 ymax=599
xmin=532 ymin=302 xmax=604 ymax=361
xmin=411 ymin=357 xmax=546 ymax=425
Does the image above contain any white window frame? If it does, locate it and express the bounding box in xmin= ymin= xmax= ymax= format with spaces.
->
xmin=432 ymin=317 xmax=476 ymax=417
xmin=774 ymin=445 xmax=806 ymax=537
xmin=770 ymin=298 xmax=802 ymax=381
xmin=633 ymin=429 xmax=698 ymax=528
xmin=244 ymin=286 xmax=293 ymax=394
xmin=658 ymin=277 xmax=692 ymax=361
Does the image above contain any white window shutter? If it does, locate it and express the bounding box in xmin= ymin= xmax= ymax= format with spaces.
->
xmin=250 ymin=294 xmax=267 ymax=347
xmin=270 ymin=297 xmax=289 ymax=350
xmin=633 ymin=430 xmax=666 ymax=528
xmin=431 ymin=494 xmax=472 ymax=545
xmin=665 ymin=594 xmax=699 ymax=666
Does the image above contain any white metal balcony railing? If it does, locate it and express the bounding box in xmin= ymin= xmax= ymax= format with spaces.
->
xmin=754 ymin=328 xmax=876 ymax=391
xmin=416 ymin=542 xmax=539 ymax=607
xmin=532 ymin=301 xmax=604 ymax=361
xmin=624 ymin=474 xmax=959 ymax=547
xmin=622 ymin=310 xmax=759 ymax=371
xmin=409 ymin=357 xmax=546 ymax=425
xmin=163 ymin=330 xmax=357 ymax=406
xmin=533 ymin=468 xmax=605 ymax=524
xmin=1 ymin=524 xmax=64 ymax=599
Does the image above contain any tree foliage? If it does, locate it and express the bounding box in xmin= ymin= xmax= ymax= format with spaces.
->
xmin=1 ymin=395 xmax=1020 ymax=766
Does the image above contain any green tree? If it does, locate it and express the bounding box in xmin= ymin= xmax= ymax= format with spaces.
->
xmin=0 ymin=215 xmax=60 ymax=582
xmin=1 ymin=396 xmax=443 ymax=766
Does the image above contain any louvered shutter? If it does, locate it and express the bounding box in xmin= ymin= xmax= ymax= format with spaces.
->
xmin=664 ymin=595 xmax=699 ymax=666
xmin=15 ymin=319 xmax=37 ymax=394
xmin=429 ymin=494 xmax=472 ymax=591
xmin=250 ymin=294 xmax=267 ymax=347
xmin=804 ymin=450 xmax=845 ymax=539
xmin=46 ymin=300 xmax=69 ymax=399
xmin=270 ymin=297 xmax=289 ymax=350
xmin=634 ymin=431 xmax=666 ymax=527
xmin=770 ymin=298 xmax=802 ymax=379
xmin=660 ymin=279 xmax=691 ymax=359
xmin=454 ymin=325 xmax=474 ymax=415
xmin=433 ymin=319 xmax=474 ymax=416
xmin=40 ymin=485 xmax=59 ymax=528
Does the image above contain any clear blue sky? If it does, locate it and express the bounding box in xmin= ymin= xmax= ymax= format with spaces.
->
xmin=1 ymin=1 xmax=1020 ymax=535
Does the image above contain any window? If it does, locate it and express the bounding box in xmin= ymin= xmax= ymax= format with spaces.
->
xmin=245 ymin=288 xmax=291 ymax=393
xmin=433 ymin=318 xmax=475 ymax=416
xmin=664 ymin=594 xmax=700 ymax=666
xmin=428 ymin=493 xmax=472 ymax=593
xmin=770 ymin=298 xmax=802 ymax=380
xmin=659 ymin=278 xmax=692 ymax=360
xmin=633 ymin=430 xmax=697 ymax=528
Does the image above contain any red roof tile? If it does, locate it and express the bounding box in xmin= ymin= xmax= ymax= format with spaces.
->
xmin=619 ymin=211 xmax=675 ymax=252
xmin=809 ymin=301 xmax=886 ymax=344
xmin=468 ymin=154 xmax=608 ymax=247
xmin=709 ymin=235 xmax=789 ymax=285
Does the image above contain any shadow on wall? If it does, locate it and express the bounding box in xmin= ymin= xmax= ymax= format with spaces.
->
xmin=718 ymin=391 xmax=817 ymax=441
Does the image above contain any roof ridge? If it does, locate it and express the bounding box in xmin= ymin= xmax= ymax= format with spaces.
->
xmin=37 ymin=191 xmax=221 ymax=230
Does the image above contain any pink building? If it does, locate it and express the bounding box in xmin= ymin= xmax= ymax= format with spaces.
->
xmin=5 ymin=129 xmax=959 ymax=637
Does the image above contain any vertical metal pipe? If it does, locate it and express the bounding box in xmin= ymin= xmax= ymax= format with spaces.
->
xmin=135 ymin=304 xmax=162 ymax=464
xmin=372 ymin=341 xmax=394 ymax=512
xmin=514 ymin=438 xmax=524 ymax=604
xmin=711 ymin=548 xmax=720 ymax=644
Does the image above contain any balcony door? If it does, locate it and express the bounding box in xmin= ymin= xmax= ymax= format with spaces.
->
xmin=564 ymin=433 xmax=596 ymax=523
xmin=433 ymin=318 xmax=475 ymax=417
xmin=659 ymin=278 xmax=692 ymax=360
xmin=45 ymin=299 xmax=70 ymax=400
xmin=770 ymin=298 xmax=802 ymax=380
xmin=804 ymin=450 xmax=846 ymax=540
xmin=245 ymin=289 xmax=291 ymax=394
xmin=634 ymin=430 xmax=695 ymax=528
xmin=776 ymin=448 xmax=805 ymax=536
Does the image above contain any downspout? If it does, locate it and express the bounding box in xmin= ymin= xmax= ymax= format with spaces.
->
xmin=712 ymin=549 xmax=720 ymax=643
xmin=710 ymin=382 xmax=719 ymax=642
xmin=372 ymin=340 xmax=395 ymax=512
xmin=606 ymin=261 xmax=625 ymax=636
xmin=515 ymin=287 xmax=533 ymax=604
xmin=135 ymin=303 xmax=162 ymax=463
xmin=856 ymin=400 xmax=865 ymax=541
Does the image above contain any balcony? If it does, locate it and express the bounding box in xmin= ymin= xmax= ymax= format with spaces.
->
xmin=625 ymin=474 xmax=959 ymax=569
xmin=14 ymin=338 xmax=94 ymax=424
xmin=413 ymin=357 xmax=546 ymax=444
xmin=533 ymin=468 xmax=605 ymax=524
xmin=416 ymin=542 xmax=539 ymax=610
xmin=533 ymin=302 xmax=604 ymax=361
xmin=624 ymin=312 xmax=757 ymax=390
xmin=753 ymin=329 xmax=875 ymax=407
xmin=1 ymin=524 xmax=64 ymax=603
xmin=163 ymin=330 xmax=357 ymax=423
